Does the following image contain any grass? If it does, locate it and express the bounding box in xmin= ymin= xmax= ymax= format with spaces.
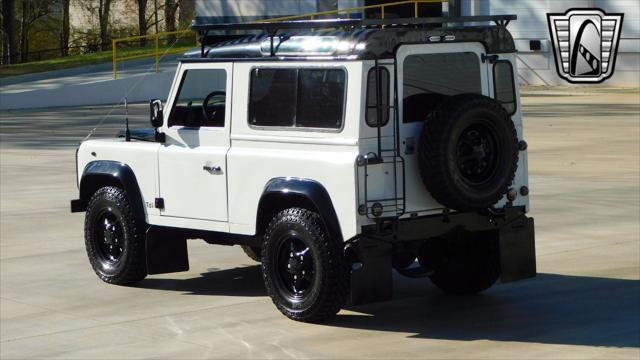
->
xmin=0 ymin=44 xmax=195 ymax=78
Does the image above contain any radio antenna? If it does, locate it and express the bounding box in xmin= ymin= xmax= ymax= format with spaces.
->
xmin=124 ymin=97 xmax=131 ymax=142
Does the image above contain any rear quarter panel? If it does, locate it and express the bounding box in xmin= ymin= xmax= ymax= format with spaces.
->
xmin=227 ymin=61 xmax=363 ymax=240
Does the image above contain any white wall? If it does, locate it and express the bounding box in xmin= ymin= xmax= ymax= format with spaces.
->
xmin=196 ymin=0 xmax=367 ymax=20
xmin=195 ymin=0 xmax=638 ymax=86
xmin=196 ymin=0 xmax=318 ymax=20
xmin=462 ymin=0 xmax=639 ymax=86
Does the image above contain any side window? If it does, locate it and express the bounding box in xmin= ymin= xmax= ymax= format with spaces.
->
xmin=296 ymin=69 xmax=346 ymax=129
xmin=249 ymin=69 xmax=296 ymax=127
xmin=169 ymin=69 xmax=227 ymax=128
xmin=249 ymin=68 xmax=346 ymax=130
xmin=493 ymin=61 xmax=517 ymax=115
xmin=403 ymin=52 xmax=481 ymax=123
xmin=366 ymin=67 xmax=390 ymax=127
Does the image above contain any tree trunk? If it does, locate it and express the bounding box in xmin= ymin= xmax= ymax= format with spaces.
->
xmin=20 ymin=0 xmax=29 ymax=62
xmin=153 ymin=0 xmax=158 ymax=33
xmin=137 ymin=0 xmax=148 ymax=47
xmin=164 ymin=0 xmax=176 ymax=42
xmin=98 ymin=0 xmax=113 ymax=51
xmin=178 ymin=0 xmax=194 ymax=30
xmin=61 ymin=0 xmax=70 ymax=56
xmin=2 ymin=0 xmax=17 ymax=64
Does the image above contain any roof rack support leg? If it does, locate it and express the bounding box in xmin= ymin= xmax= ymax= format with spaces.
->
xmin=200 ymin=30 xmax=209 ymax=57
xmin=268 ymin=29 xmax=278 ymax=57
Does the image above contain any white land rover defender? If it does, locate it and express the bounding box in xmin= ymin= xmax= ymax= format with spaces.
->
xmin=71 ymin=16 xmax=536 ymax=322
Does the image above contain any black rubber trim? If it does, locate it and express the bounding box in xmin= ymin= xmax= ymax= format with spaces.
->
xmin=77 ymin=161 xmax=145 ymax=221
xmin=258 ymin=178 xmax=342 ymax=240
xmin=70 ymin=199 xmax=84 ymax=213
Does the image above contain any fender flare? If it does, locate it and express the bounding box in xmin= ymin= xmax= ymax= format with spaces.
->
xmin=256 ymin=177 xmax=343 ymax=240
xmin=77 ymin=161 xmax=146 ymax=220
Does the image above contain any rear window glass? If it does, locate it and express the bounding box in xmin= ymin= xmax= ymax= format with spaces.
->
xmin=403 ymin=52 xmax=481 ymax=123
xmin=493 ymin=61 xmax=517 ymax=115
xmin=249 ymin=68 xmax=346 ymax=130
xmin=366 ymin=67 xmax=390 ymax=127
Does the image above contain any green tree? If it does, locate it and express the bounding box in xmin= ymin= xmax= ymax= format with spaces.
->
xmin=164 ymin=0 xmax=176 ymax=40
xmin=61 ymin=0 xmax=69 ymax=56
xmin=135 ymin=0 xmax=147 ymax=45
xmin=19 ymin=0 xmax=54 ymax=62
xmin=97 ymin=0 xmax=113 ymax=50
xmin=177 ymin=0 xmax=193 ymax=31
xmin=1 ymin=0 xmax=18 ymax=64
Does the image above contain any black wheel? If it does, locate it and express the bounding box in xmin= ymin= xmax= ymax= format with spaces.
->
xmin=418 ymin=94 xmax=519 ymax=211
xmin=420 ymin=231 xmax=500 ymax=295
xmin=84 ymin=186 xmax=147 ymax=285
xmin=261 ymin=208 xmax=349 ymax=322
xmin=241 ymin=245 xmax=262 ymax=262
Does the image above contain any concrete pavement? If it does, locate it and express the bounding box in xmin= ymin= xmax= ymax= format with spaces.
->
xmin=0 ymin=89 xmax=639 ymax=358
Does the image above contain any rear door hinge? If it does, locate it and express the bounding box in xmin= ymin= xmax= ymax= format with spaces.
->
xmin=155 ymin=197 xmax=165 ymax=210
xmin=482 ymin=54 xmax=499 ymax=63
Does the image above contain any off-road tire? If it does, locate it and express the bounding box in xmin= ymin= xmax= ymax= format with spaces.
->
xmin=84 ymin=186 xmax=147 ymax=285
xmin=418 ymin=94 xmax=519 ymax=211
xmin=241 ymin=245 xmax=262 ymax=262
xmin=261 ymin=208 xmax=349 ymax=322
xmin=424 ymin=231 xmax=500 ymax=295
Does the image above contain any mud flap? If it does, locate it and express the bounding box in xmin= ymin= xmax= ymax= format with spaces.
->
xmin=499 ymin=216 xmax=536 ymax=282
xmin=145 ymin=226 xmax=189 ymax=275
xmin=350 ymin=238 xmax=393 ymax=305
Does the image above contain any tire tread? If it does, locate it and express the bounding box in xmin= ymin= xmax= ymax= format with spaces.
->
xmin=84 ymin=186 xmax=147 ymax=285
xmin=262 ymin=208 xmax=349 ymax=322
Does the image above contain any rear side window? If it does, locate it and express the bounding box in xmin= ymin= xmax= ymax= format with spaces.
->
xmin=366 ymin=67 xmax=390 ymax=127
xmin=403 ymin=52 xmax=481 ymax=123
xmin=493 ymin=61 xmax=517 ymax=115
xmin=249 ymin=68 xmax=346 ymax=130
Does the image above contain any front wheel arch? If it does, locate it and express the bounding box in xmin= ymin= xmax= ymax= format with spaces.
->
xmin=79 ymin=161 xmax=146 ymax=221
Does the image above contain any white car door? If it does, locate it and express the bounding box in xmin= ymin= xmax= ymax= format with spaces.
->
xmin=158 ymin=63 xmax=232 ymax=223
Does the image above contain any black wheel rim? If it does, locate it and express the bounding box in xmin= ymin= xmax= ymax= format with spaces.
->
xmin=456 ymin=123 xmax=499 ymax=185
xmin=94 ymin=208 xmax=124 ymax=264
xmin=274 ymin=231 xmax=316 ymax=302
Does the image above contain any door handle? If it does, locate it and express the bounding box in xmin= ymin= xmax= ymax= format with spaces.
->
xmin=203 ymin=164 xmax=222 ymax=173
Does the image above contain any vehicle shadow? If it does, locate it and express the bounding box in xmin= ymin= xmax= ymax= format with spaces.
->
xmin=338 ymin=272 xmax=640 ymax=348
xmin=139 ymin=265 xmax=267 ymax=297
xmin=138 ymin=267 xmax=639 ymax=348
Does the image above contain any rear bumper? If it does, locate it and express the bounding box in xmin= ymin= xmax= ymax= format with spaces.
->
xmin=362 ymin=206 xmax=531 ymax=242
xmin=393 ymin=207 xmax=537 ymax=283
xmin=351 ymin=206 xmax=536 ymax=304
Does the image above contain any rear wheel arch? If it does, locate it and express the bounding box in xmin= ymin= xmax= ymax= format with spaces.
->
xmin=256 ymin=178 xmax=343 ymax=241
xmin=79 ymin=161 xmax=145 ymax=221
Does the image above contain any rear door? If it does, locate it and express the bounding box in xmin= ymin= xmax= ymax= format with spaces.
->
xmin=396 ymin=43 xmax=490 ymax=214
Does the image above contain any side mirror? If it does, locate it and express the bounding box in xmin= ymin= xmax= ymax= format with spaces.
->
xmin=150 ymin=99 xmax=164 ymax=128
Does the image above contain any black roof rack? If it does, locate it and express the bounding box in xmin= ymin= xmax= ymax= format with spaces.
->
xmin=191 ymin=15 xmax=518 ymax=59
xmin=191 ymin=15 xmax=516 ymax=32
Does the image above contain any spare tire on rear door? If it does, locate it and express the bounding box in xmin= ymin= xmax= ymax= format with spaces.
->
xmin=418 ymin=94 xmax=518 ymax=211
